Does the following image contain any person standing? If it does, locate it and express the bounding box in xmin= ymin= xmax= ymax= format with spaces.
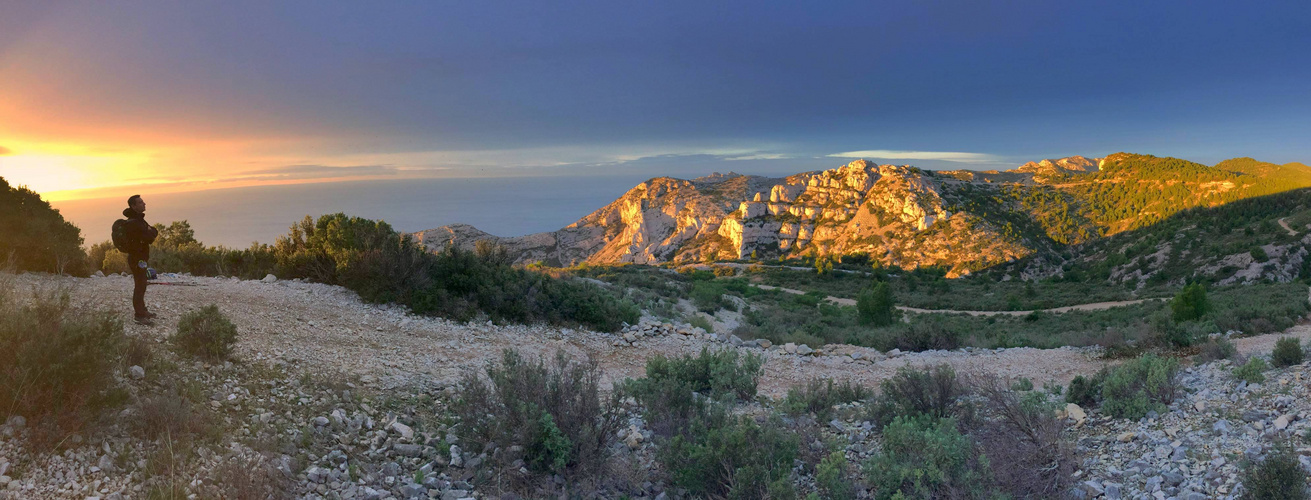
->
xmin=123 ymin=195 xmax=158 ymax=324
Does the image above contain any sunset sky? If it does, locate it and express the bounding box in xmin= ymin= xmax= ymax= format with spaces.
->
xmin=3 ymin=0 xmax=1310 ymax=202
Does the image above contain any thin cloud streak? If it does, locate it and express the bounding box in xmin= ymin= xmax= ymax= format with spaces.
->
xmin=0 ymin=146 xmax=11 ymax=155
xmin=827 ymin=150 xmax=998 ymax=163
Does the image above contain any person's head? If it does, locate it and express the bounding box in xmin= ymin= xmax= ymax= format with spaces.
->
xmin=128 ymin=194 xmax=145 ymax=213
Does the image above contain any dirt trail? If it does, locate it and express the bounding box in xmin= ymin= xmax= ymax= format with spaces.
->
xmin=20 ymin=274 xmax=1311 ymax=399
xmin=753 ymin=283 xmax=1160 ymax=315
xmin=1279 ymin=216 xmax=1299 ymax=236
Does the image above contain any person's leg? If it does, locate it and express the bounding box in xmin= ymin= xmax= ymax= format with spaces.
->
xmin=130 ymin=258 xmax=148 ymax=318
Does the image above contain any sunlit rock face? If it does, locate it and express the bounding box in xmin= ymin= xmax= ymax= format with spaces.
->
xmin=415 ymin=160 xmax=1048 ymax=276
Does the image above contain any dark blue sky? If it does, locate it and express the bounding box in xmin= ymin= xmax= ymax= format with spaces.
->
xmin=3 ymin=0 xmax=1310 ymax=199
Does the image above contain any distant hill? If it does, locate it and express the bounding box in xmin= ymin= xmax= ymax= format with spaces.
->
xmin=415 ymin=153 xmax=1311 ymax=276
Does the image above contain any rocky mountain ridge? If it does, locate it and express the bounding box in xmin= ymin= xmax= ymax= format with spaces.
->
xmin=416 ymin=154 xmax=1311 ymax=276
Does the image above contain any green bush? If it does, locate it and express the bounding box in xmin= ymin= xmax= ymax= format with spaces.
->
xmin=634 ymin=347 xmax=763 ymax=402
xmin=1171 ymin=283 xmax=1210 ymax=322
xmin=857 ymin=282 xmax=898 ymax=326
xmin=1272 ymin=337 xmax=1305 ymax=368
xmin=1101 ymin=354 xmax=1179 ymax=420
xmin=1238 ymin=444 xmax=1308 ymax=500
xmin=1065 ymin=372 xmax=1105 ymax=407
xmin=1196 ymin=337 xmax=1238 ymax=362
xmin=865 ymin=319 xmax=964 ymax=352
xmin=659 ymin=408 xmax=799 ymax=499
xmin=816 ymin=451 xmax=856 ymax=500
xmin=0 ymin=284 xmax=125 ymax=444
xmin=864 ymin=416 xmax=997 ymax=500
xmin=111 ymin=214 xmax=641 ymax=332
xmin=173 ymin=305 xmax=239 ymax=361
xmin=781 ymin=379 xmax=871 ymax=420
xmin=867 ymin=365 xmax=971 ymax=427
xmin=623 ymin=348 xmax=764 ymax=435
xmin=453 ymin=350 xmax=621 ymax=481
xmin=690 ymin=281 xmax=731 ymax=313
xmin=688 ymin=315 xmax=714 ymax=334
xmin=1235 ymin=357 xmax=1269 ymax=384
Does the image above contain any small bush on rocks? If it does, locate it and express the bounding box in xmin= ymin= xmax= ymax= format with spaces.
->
xmin=1235 ymin=357 xmax=1269 ymax=384
xmin=0 ymin=285 xmax=125 ymax=444
xmin=688 ymin=314 xmax=714 ymax=334
xmin=1065 ymin=372 xmax=1105 ymax=407
xmin=624 ymin=348 xmax=764 ymax=436
xmin=634 ymin=347 xmax=763 ymax=402
xmin=453 ymin=349 xmax=621 ymax=482
xmin=1237 ymin=444 xmax=1308 ymax=500
xmin=864 ymin=415 xmax=998 ymax=499
xmin=782 ymin=379 xmax=872 ymax=420
xmin=815 ymin=450 xmax=857 ymax=500
xmin=1100 ymin=354 xmax=1179 ymax=420
xmin=173 ymin=305 xmax=238 ymax=361
xmin=867 ymin=365 xmax=971 ymax=427
xmin=1196 ymin=337 xmax=1238 ymax=362
xmin=1271 ymin=337 xmax=1305 ymax=368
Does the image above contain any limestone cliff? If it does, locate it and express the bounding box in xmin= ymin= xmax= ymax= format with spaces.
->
xmin=416 ymin=161 xmax=1038 ymax=276
xmin=415 ymin=154 xmax=1311 ymax=277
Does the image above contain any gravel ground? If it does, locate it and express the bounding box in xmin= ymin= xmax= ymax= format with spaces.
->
xmin=24 ymin=273 xmax=1311 ymax=398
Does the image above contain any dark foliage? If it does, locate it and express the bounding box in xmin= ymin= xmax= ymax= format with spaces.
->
xmin=781 ymin=379 xmax=872 ymax=420
xmin=867 ymin=365 xmax=971 ymax=427
xmin=1272 ymin=337 xmax=1305 ymax=368
xmin=1238 ymin=444 xmax=1309 ymax=500
xmin=0 ymin=177 xmax=87 ymax=275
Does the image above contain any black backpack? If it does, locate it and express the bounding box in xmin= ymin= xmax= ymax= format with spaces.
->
xmin=111 ymin=219 xmax=132 ymax=252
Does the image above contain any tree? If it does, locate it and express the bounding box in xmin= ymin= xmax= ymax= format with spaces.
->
xmin=0 ymin=177 xmax=87 ymax=275
xmin=858 ymin=282 xmax=898 ymax=326
xmin=815 ymin=256 xmax=835 ymax=276
xmin=1171 ymin=283 xmax=1210 ymax=322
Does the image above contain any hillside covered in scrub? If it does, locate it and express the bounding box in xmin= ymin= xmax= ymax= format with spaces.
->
xmin=418 ymin=153 xmax=1311 ymax=276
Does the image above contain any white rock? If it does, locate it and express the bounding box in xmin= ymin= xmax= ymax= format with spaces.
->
xmin=391 ymin=421 xmax=414 ymax=440
xmin=128 ymin=365 xmax=145 ymax=380
xmin=1275 ymin=414 xmax=1290 ymax=430
xmin=1065 ymin=403 xmax=1086 ymax=424
xmin=262 ymin=274 xmax=277 ymax=283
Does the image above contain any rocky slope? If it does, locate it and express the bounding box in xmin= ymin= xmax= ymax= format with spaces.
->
xmin=416 ymin=154 xmax=1311 ymax=277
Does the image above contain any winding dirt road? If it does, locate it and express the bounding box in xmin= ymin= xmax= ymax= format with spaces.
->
xmin=753 ymin=284 xmax=1161 ymax=315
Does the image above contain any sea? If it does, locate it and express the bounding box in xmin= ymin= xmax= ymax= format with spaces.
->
xmin=52 ymin=176 xmax=648 ymax=248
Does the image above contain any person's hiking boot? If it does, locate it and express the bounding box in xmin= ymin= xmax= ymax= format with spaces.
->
xmin=134 ymin=315 xmax=155 ymax=326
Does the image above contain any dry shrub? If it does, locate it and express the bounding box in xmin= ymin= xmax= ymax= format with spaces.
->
xmin=453 ymin=349 xmax=622 ymax=490
xmin=139 ymin=390 xmax=211 ymax=441
xmin=123 ymin=335 xmax=154 ymax=369
xmin=208 ymin=453 xmax=291 ymax=499
xmin=0 ymin=284 xmax=125 ymax=446
xmin=971 ymin=375 xmax=1076 ymax=498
